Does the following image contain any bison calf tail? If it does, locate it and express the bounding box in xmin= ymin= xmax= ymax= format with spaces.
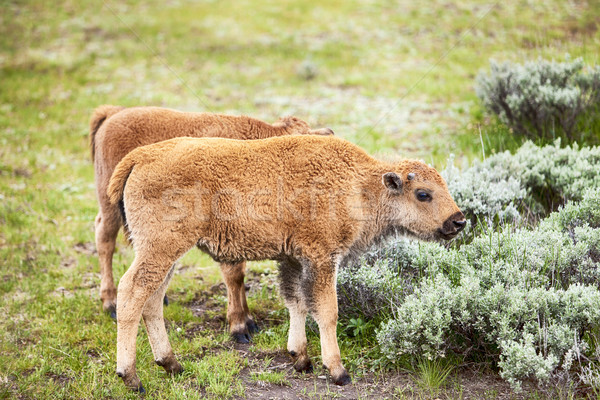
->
xmin=107 ymin=151 xmax=139 ymax=206
xmin=107 ymin=151 xmax=140 ymax=228
xmin=89 ymin=105 xmax=124 ymax=161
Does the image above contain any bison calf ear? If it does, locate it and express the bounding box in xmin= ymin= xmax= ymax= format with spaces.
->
xmin=382 ymin=172 xmax=403 ymax=193
xmin=312 ymin=127 xmax=335 ymax=136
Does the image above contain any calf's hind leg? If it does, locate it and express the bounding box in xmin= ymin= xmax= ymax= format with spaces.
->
xmin=116 ymin=255 xmax=178 ymax=392
xmin=142 ymin=265 xmax=183 ymax=375
xmin=220 ymin=262 xmax=258 ymax=343
xmin=279 ymin=258 xmax=312 ymax=373
xmin=94 ymin=205 xmax=121 ymax=317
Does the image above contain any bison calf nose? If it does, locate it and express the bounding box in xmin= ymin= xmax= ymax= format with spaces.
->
xmin=453 ymin=219 xmax=466 ymax=231
xmin=440 ymin=212 xmax=466 ymax=238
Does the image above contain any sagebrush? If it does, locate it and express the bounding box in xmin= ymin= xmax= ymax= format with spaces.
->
xmin=338 ymin=141 xmax=600 ymax=390
xmin=443 ymin=139 xmax=600 ymax=228
xmin=476 ymin=58 xmax=600 ymax=144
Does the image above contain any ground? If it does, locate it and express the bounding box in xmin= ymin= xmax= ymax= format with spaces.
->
xmin=1 ymin=0 xmax=599 ymax=398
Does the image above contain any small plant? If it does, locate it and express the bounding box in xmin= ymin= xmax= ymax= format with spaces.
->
xmin=413 ymin=357 xmax=454 ymax=397
xmin=346 ymin=318 xmax=371 ymax=337
xmin=476 ymin=58 xmax=600 ymax=144
xmin=250 ymin=370 xmax=290 ymax=386
xmin=344 ymin=317 xmax=375 ymax=348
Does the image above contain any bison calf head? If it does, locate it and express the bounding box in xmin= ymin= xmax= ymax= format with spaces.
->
xmin=275 ymin=116 xmax=335 ymax=136
xmin=381 ymin=161 xmax=465 ymax=241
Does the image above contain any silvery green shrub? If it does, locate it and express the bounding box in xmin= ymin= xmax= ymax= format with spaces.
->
xmin=476 ymin=58 xmax=600 ymax=143
xmin=337 ymin=240 xmax=464 ymax=318
xmin=338 ymin=141 xmax=600 ymax=390
xmin=370 ymin=188 xmax=600 ymax=390
xmin=442 ymin=140 xmax=600 ymax=226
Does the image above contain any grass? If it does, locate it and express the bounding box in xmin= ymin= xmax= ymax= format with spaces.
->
xmin=1 ymin=0 xmax=599 ymax=398
xmin=249 ymin=369 xmax=289 ymax=386
xmin=187 ymin=352 xmax=246 ymax=398
xmin=413 ymin=357 xmax=455 ymax=397
xmin=249 ymin=358 xmax=290 ymax=386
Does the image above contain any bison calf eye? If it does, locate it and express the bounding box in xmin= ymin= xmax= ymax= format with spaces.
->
xmin=415 ymin=190 xmax=432 ymax=202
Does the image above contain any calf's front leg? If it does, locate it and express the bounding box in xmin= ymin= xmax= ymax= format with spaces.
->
xmin=285 ymin=297 xmax=312 ymax=372
xmin=309 ymin=263 xmax=351 ymax=386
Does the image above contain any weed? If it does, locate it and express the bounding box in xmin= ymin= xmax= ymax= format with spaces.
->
xmin=185 ymin=351 xmax=245 ymax=398
xmin=345 ymin=318 xmax=374 ymax=343
xmin=248 ymin=357 xmax=290 ymax=386
xmin=413 ymin=357 xmax=454 ymax=397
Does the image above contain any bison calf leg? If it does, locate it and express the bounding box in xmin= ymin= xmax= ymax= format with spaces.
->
xmin=143 ymin=265 xmax=183 ymax=375
xmin=94 ymin=210 xmax=120 ymax=318
xmin=115 ymin=273 xmax=145 ymax=392
xmin=285 ymin=299 xmax=312 ymax=373
xmin=279 ymin=258 xmax=313 ymax=372
xmin=220 ymin=262 xmax=257 ymax=343
xmin=116 ymin=256 xmax=175 ymax=392
xmin=310 ymin=270 xmax=351 ymax=386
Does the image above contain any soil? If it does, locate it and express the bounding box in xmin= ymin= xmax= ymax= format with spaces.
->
xmin=232 ymin=340 xmax=537 ymax=400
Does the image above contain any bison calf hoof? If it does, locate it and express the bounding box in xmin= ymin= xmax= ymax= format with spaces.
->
xmin=163 ymin=295 xmax=169 ymax=306
xmin=118 ymin=371 xmax=145 ymax=393
xmin=155 ymin=357 xmax=183 ymax=374
xmin=293 ymin=357 xmax=313 ymax=373
xmin=231 ymin=320 xmax=259 ymax=343
xmin=105 ymin=305 xmax=117 ymax=320
xmin=246 ymin=319 xmax=259 ymax=334
xmin=232 ymin=332 xmax=251 ymax=344
xmin=332 ymin=371 xmax=352 ymax=386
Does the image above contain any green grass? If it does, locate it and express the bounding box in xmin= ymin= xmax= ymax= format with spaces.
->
xmin=249 ymin=358 xmax=290 ymax=386
xmin=249 ymin=370 xmax=289 ymax=386
xmin=1 ymin=0 xmax=599 ymax=398
xmin=413 ymin=357 xmax=455 ymax=397
xmin=186 ymin=352 xmax=246 ymax=398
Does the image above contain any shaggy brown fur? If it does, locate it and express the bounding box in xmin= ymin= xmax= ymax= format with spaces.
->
xmin=90 ymin=105 xmax=333 ymax=342
xmin=107 ymin=135 xmax=466 ymax=391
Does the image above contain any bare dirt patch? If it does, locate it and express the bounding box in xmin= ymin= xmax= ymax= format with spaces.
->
xmin=233 ymin=341 xmax=537 ymax=400
xmin=44 ymin=372 xmax=71 ymax=387
xmin=72 ymin=241 xmax=96 ymax=256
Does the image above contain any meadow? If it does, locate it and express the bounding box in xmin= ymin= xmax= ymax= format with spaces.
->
xmin=1 ymin=0 xmax=599 ymax=398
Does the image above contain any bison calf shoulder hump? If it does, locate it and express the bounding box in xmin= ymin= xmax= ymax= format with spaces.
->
xmin=108 ymin=135 xmax=465 ymax=391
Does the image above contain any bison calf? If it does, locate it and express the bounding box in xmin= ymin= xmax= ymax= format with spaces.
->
xmin=90 ymin=105 xmax=332 ymax=342
xmin=107 ymin=135 xmax=465 ymax=391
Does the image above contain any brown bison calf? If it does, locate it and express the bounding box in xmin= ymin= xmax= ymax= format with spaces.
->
xmin=107 ymin=135 xmax=465 ymax=391
xmin=90 ymin=105 xmax=333 ymax=342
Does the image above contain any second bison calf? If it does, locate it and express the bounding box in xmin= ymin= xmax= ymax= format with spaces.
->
xmin=107 ymin=135 xmax=466 ymax=391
